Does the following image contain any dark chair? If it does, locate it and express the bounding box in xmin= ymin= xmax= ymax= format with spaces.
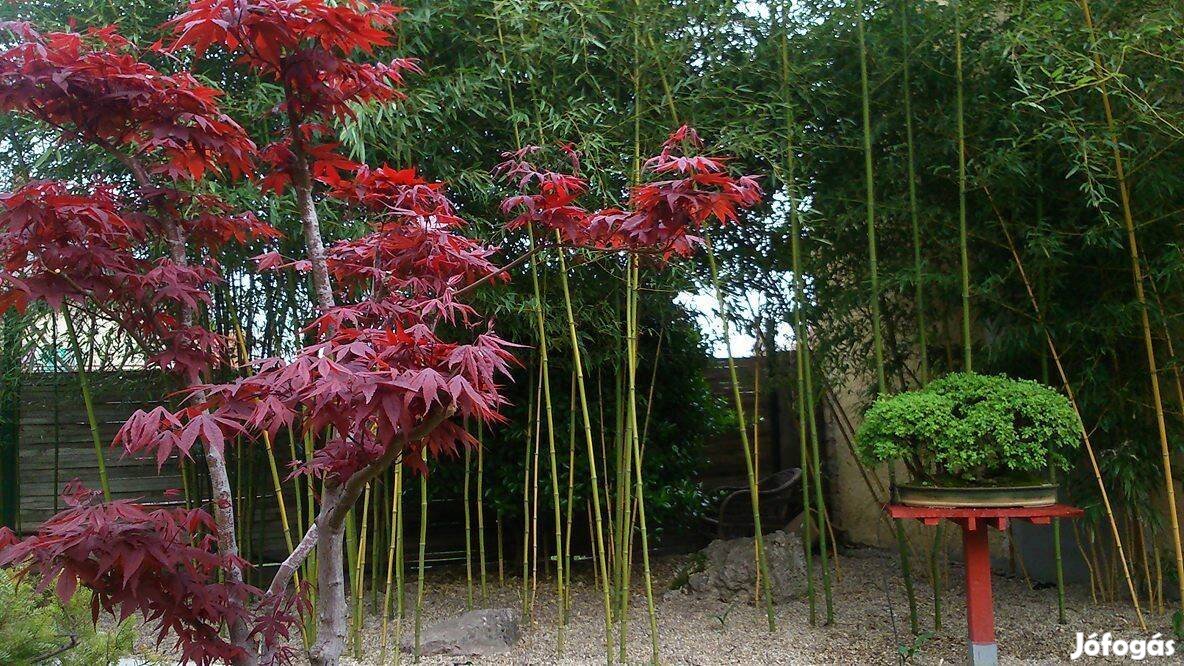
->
xmin=702 ymin=468 xmax=804 ymax=540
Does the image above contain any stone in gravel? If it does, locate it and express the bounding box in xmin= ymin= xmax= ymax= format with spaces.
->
xmin=686 ymin=529 xmax=807 ymax=603
xmin=401 ymin=607 xmax=521 ymax=657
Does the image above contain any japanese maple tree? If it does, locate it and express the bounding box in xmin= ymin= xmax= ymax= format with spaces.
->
xmin=495 ymin=126 xmax=763 ymax=258
xmin=0 ymin=19 xmax=284 ymax=664
xmin=0 ymin=3 xmax=519 ymax=665
xmin=138 ymin=2 xmax=512 ymax=664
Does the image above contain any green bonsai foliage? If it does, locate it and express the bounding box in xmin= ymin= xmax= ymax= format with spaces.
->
xmin=856 ymin=372 xmax=1081 ymax=485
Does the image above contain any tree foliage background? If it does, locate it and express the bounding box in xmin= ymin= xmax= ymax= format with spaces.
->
xmin=1 ymin=0 xmax=1182 ymax=560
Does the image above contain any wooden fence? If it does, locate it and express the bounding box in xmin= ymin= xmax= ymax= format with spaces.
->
xmin=14 ymin=371 xmax=179 ymax=529
xmin=1 ymin=355 xmax=810 ymax=568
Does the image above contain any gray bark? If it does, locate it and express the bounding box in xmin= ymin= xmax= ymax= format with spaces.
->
xmin=141 ymin=158 xmax=254 ymax=665
xmin=308 ymin=484 xmax=349 ymax=666
xmin=291 ymin=151 xmax=336 ymax=311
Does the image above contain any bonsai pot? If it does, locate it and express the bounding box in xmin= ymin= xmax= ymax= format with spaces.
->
xmin=893 ymin=481 xmax=1058 ymax=508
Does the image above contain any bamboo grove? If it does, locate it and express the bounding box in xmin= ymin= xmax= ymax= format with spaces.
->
xmin=0 ymin=0 xmax=1181 ymax=661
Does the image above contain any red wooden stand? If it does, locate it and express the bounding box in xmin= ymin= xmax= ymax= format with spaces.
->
xmin=887 ymin=503 xmax=1083 ymax=666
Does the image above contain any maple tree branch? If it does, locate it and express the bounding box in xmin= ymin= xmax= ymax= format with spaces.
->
xmin=452 ymin=238 xmax=675 ymax=301
xmin=266 ymin=524 xmax=318 ymax=598
xmin=55 ymin=275 xmax=157 ymax=357
xmin=263 ymin=405 xmax=456 ymax=598
xmin=321 ymin=405 xmax=456 ymax=528
xmin=452 ymin=244 xmax=545 ymax=299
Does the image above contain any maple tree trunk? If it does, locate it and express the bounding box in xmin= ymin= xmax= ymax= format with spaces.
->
xmin=112 ymin=149 xmax=257 ymax=660
xmin=207 ymin=443 xmax=255 ymax=661
xmin=278 ymin=115 xmax=349 ymax=662
xmin=162 ymin=212 xmax=256 ymax=663
xmin=310 ymin=483 xmax=350 ymax=666
xmin=287 ymin=123 xmax=336 ymax=312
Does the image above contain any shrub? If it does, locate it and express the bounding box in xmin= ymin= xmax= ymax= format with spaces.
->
xmin=0 ymin=568 xmax=134 ymax=666
xmin=855 ymin=372 xmax=1081 ymax=485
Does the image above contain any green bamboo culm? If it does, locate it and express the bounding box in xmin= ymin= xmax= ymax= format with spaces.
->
xmin=351 ymin=483 xmax=371 ymax=656
xmin=345 ymin=506 xmax=359 ymax=645
xmin=414 ymin=450 xmax=428 ymax=662
xmin=517 ymin=156 xmax=564 ymax=638
xmin=856 ymin=0 xmax=919 ymax=634
xmin=1076 ymin=0 xmax=1184 ymax=616
xmin=704 ymin=235 xmax=776 ymax=631
xmin=492 ymin=11 xmax=567 ymax=641
xmin=616 ymin=19 xmax=644 ymax=658
xmin=476 ymin=420 xmax=488 ymax=602
xmin=900 ymin=0 xmax=941 ymax=631
xmin=380 ymin=461 xmax=403 ymax=662
xmin=553 ymin=179 xmax=616 ymax=666
xmin=1034 ymin=173 xmax=1067 ymax=625
xmin=778 ymin=2 xmax=825 ymax=625
xmin=626 ymin=259 xmax=660 ymax=663
xmin=1039 ymin=307 xmax=1067 ymax=624
xmin=562 ymin=373 xmax=578 ymax=621
xmin=303 ymin=429 xmax=319 ymax=641
xmin=798 ymin=239 xmax=834 ymax=625
xmin=62 ymin=307 xmax=109 ymax=502
xmin=528 ymin=227 xmax=568 ymax=653
xmin=901 ymin=0 xmax=928 ymax=386
xmin=614 ymin=276 xmax=635 ymax=662
xmin=953 ymin=0 xmax=972 ymax=373
xmin=521 ymin=365 xmax=537 ymax=622
xmin=463 ymin=444 xmax=474 ymax=611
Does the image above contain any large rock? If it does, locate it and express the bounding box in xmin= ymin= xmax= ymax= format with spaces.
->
xmin=685 ymin=530 xmax=807 ymax=603
xmin=401 ymin=607 xmax=521 ymax=657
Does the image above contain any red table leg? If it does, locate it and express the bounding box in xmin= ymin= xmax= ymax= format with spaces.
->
xmin=961 ymin=520 xmax=998 ymax=666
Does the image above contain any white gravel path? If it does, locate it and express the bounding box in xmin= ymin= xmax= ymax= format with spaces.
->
xmin=338 ymin=546 xmax=1152 ymax=665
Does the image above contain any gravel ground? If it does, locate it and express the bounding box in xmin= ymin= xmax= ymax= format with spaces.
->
xmin=333 ymin=545 xmax=1149 ymax=665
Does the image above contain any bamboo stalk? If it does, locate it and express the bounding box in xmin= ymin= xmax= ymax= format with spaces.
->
xmin=351 ymin=483 xmax=371 ymax=656
xmin=802 ymin=331 xmax=834 ymax=624
xmin=234 ymin=322 xmax=306 ymax=636
xmin=477 ymin=421 xmax=488 ymax=603
xmin=464 ymin=445 xmax=474 ymax=611
xmin=780 ymin=15 xmax=836 ymax=622
xmin=555 ymin=239 xmax=615 ymax=660
xmin=522 ymin=363 xmax=538 ymax=621
xmin=497 ymin=511 xmax=505 ymax=585
xmin=795 ymin=343 xmax=817 ymax=625
xmin=413 ymin=452 xmax=428 ymax=662
xmin=562 ymin=372 xmax=578 ymax=621
xmin=626 ymin=259 xmax=660 ymax=663
xmin=900 ymin=0 xmax=928 ymax=386
xmin=62 ymin=307 xmax=109 ymax=502
xmin=396 ymin=462 xmax=406 ymax=617
xmin=953 ymin=0 xmax=972 ymax=372
xmin=992 ymin=195 xmax=1147 ymax=628
xmin=530 ymin=366 xmax=543 ymax=608
xmin=615 ymin=279 xmax=635 ymax=661
xmin=525 ymin=225 xmax=566 ymax=647
xmin=1036 ymin=196 xmax=1067 ymax=626
xmin=777 ymin=6 xmax=818 ymax=623
xmin=371 ymin=475 xmax=382 ymax=612
xmin=901 ymin=0 xmax=943 ymax=631
xmin=751 ymin=330 xmax=763 ymax=605
xmin=704 ymin=235 xmax=776 ymax=631
xmin=380 ymin=462 xmax=403 ymax=662
xmin=857 ymin=0 xmax=919 ymax=633
xmin=304 ymin=429 xmax=319 ymax=638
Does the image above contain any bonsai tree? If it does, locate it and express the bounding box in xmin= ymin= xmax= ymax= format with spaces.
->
xmin=856 ymin=372 xmax=1081 ymax=485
